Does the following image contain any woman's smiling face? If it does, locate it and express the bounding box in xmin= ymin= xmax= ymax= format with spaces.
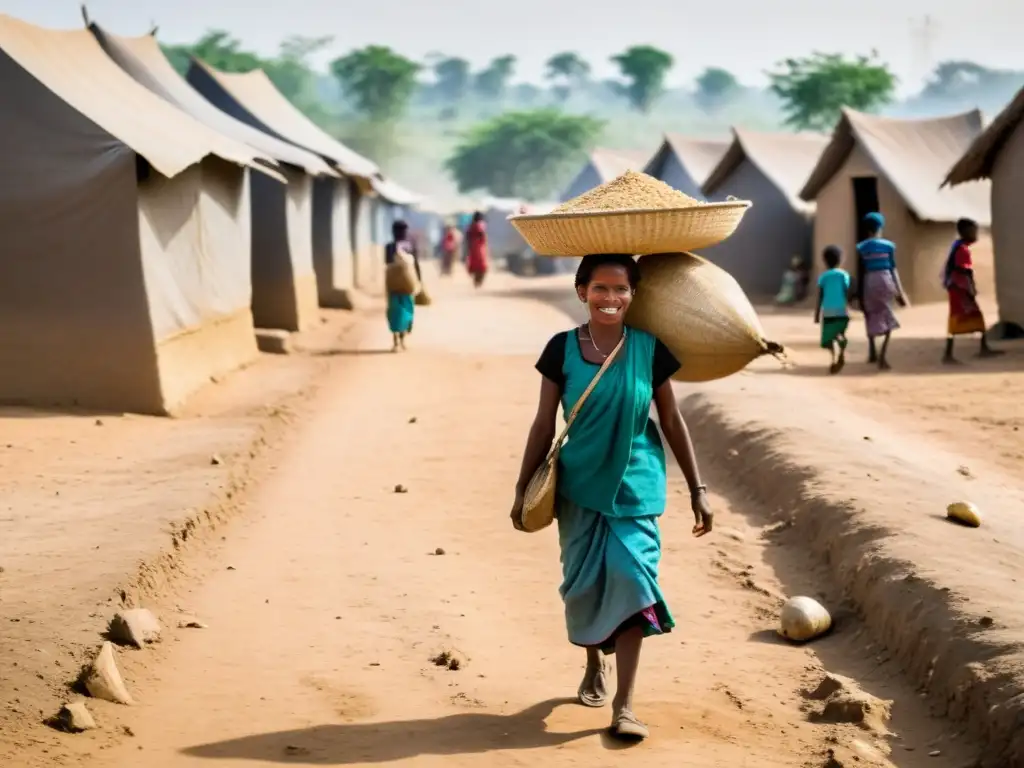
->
xmin=578 ymin=264 xmax=633 ymax=326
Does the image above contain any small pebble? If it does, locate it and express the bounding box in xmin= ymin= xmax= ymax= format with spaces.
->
xmin=211 ymin=454 xmax=223 ymax=466
xmin=394 ymin=484 xmax=408 ymax=494
xmin=929 ymin=750 xmax=941 ymax=757
xmin=434 ymin=547 xmax=446 ymax=556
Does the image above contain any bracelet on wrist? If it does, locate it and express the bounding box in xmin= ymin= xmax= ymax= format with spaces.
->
xmin=690 ymin=484 xmax=707 ymax=497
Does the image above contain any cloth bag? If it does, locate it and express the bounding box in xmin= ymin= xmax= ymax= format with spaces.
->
xmin=385 ymin=246 xmax=420 ymax=295
xmin=519 ymin=334 xmax=625 ymax=533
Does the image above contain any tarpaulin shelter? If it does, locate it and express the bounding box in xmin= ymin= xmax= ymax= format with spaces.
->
xmin=700 ymin=130 xmax=829 ymax=297
xmin=88 ymin=23 xmax=338 ymax=323
xmin=944 ymin=89 xmax=1024 ymax=336
xmin=801 ymin=109 xmax=991 ymax=304
xmin=0 ymin=14 xmax=272 ymax=414
xmin=642 ymin=135 xmax=729 ymax=198
xmin=186 ymin=61 xmax=384 ymax=299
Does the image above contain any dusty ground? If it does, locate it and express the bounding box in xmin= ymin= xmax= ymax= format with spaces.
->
xmin=1 ymin=266 xmax=1017 ymax=767
xmin=755 ymin=297 xmax=1024 ymax=481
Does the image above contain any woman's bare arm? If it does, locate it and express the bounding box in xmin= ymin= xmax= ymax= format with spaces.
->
xmin=514 ymin=377 xmax=561 ymax=496
xmin=653 ymin=381 xmax=703 ymax=492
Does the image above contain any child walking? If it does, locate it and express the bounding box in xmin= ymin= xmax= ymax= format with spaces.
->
xmin=942 ymin=217 xmax=1003 ymax=364
xmin=815 ymin=245 xmax=852 ymax=374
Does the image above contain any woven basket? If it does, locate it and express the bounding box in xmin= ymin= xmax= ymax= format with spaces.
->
xmin=415 ymin=286 xmax=432 ymax=306
xmin=508 ymin=200 xmax=751 ymax=258
xmin=625 ymin=252 xmax=783 ymax=382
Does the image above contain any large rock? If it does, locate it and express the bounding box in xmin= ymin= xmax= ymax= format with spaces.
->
xmin=109 ymin=608 xmax=161 ymax=648
xmin=83 ymin=642 xmax=133 ymax=705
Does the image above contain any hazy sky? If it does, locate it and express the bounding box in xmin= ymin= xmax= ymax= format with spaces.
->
xmin=4 ymin=0 xmax=1022 ymax=94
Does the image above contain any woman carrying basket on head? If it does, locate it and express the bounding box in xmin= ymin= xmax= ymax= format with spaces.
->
xmin=510 ymin=253 xmax=714 ymax=742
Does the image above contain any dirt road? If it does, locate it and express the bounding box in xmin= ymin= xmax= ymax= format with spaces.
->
xmin=40 ymin=277 xmax=973 ymax=768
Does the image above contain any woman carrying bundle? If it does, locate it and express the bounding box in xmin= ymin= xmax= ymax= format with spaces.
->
xmin=385 ymin=220 xmax=421 ymax=352
xmin=510 ymin=254 xmax=714 ymax=741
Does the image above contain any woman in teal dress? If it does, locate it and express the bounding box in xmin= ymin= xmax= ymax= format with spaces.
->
xmin=511 ymin=254 xmax=713 ymax=741
xmin=385 ymin=220 xmax=420 ymax=352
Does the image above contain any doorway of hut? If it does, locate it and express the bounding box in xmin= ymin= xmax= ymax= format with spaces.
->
xmin=852 ymin=177 xmax=881 ymax=242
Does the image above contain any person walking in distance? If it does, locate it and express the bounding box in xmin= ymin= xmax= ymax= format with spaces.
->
xmin=855 ymin=212 xmax=907 ymax=370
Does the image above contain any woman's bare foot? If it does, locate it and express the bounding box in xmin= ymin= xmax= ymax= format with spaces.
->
xmin=577 ymin=662 xmax=608 ymax=708
xmin=878 ymin=359 xmax=892 ymax=371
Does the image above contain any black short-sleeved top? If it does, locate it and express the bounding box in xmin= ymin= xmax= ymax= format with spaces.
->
xmin=535 ymin=329 xmax=680 ymax=392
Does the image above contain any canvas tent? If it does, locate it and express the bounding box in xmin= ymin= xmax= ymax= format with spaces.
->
xmin=0 ymin=15 xmax=271 ymax=414
xmin=643 ymin=134 xmax=730 ymax=198
xmin=87 ymin=25 xmax=339 ymax=328
xmin=699 ymin=130 xmax=828 ymax=297
xmin=801 ymin=109 xmax=991 ymax=305
xmin=186 ymin=62 xmax=386 ymax=298
xmin=944 ymin=89 xmax=1024 ymax=336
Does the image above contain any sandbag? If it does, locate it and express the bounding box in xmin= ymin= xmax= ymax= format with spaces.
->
xmin=625 ymin=252 xmax=783 ymax=382
xmin=947 ymin=501 xmax=981 ymax=527
xmin=778 ymin=596 xmax=832 ymax=642
xmin=385 ymin=248 xmax=420 ymax=296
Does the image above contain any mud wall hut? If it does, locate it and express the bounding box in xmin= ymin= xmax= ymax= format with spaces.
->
xmin=643 ymin=134 xmax=729 ymax=199
xmin=0 ymin=15 xmax=270 ymax=414
xmin=944 ymin=89 xmax=1024 ymax=337
xmin=187 ymin=62 xmax=380 ymax=309
xmin=800 ymin=109 xmax=991 ymax=305
xmin=699 ymin=130 xmax=829 ymax=297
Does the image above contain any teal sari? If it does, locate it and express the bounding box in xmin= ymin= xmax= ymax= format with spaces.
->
xmin=555 ymin=328 xmax=675 ymax=652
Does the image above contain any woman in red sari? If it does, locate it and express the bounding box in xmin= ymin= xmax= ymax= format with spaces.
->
xmin=943 ymin=218 xmax=1002 ymax=364
xmin=465 ymin=211 xmax=489 ymax=288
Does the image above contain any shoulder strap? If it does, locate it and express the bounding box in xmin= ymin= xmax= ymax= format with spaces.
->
xmin=549 ymin=332 xmax=626 ymax=455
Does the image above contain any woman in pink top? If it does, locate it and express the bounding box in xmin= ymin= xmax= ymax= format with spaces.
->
xmin=465 ymin=211 xmax=489 ymax=288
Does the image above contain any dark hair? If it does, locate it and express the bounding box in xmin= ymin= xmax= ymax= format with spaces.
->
xmin=392 ymin=219 xmax=409 ymax=240
xmin=823 ymin=245 xmax=842 ymax=269
xmin=472 ymin=211 xmax=484 ymax=223
xmin=956 ymin=217 xmax=977 ymax=237
xmin=574 ymin=254 xmax=641 ymax=290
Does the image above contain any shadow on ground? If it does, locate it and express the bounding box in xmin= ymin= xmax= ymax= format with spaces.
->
xmin=181 ymin=698 xmax=605 ymax=763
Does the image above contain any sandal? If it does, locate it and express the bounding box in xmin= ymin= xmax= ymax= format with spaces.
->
xmin=611 ymin=709 xmax=649 ymax=741
xmin=576 ymin=664 xmax=608 ymax=708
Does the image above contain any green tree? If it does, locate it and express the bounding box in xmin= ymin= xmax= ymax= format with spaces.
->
xmin=264 ymin=35 xmax=333 ymax=120
xmin=446 ymin=109 xmax=603 ymax=199
xmin=768 ymin=52 xmax=896 ymax=131
xmin=695 ymin=67 xmax=740 ymax=112
xmin=330 ymin=45 xmax=421 ymax=122
xmin=546 ymin=52 xmax=590 ymax=103
xmin=161 ymin=30 xmax=261 ymax=76
xmin=474 ymin=55 xmax=517 ymax=101
xmin=611 ymin=45 xmax=673 ymax=112
xmin=433 ymin=57 xmax=472 ymax=106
